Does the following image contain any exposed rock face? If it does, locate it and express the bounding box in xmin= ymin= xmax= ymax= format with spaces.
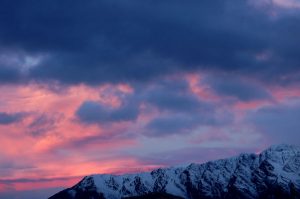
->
xmin=49 ymin=144 xmax=300 ymax=199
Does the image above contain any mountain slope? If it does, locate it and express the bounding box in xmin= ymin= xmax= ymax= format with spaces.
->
xmin=49 ymin=144 xmax=300 ymax=199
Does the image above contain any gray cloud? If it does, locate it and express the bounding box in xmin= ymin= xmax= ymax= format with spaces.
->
xmin=0 ymin=187 xmax=63 ymax=199
xmin=76 ymin=100 xmax=139 ymax=124
xmin=137 ymin=146 xmax=259 ymax=166
xmin=247 ymin=100 xmax=300 ymax=145
xmin=75 ymin=78 xmax=234 ymax=136
xmin=143 ymin=108 xmax=233 ymax=137
xmin=27 ymin=113 xmax=63 ymax=136
xmin=0 ymin=112 xmax=25 ymax=125
xmin=142 ymin=79 xmax=208 ymax=113
xmin=0 ymin=67 xmax=21 ymax=84
xmin=205 ymin=75 xmax=272 ymax=101
xmin=145 ymin=115 xmax=201 ymax=137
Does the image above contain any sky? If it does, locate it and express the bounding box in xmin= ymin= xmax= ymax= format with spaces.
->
xmin=0 ymin=0 xmax=300 ymax=198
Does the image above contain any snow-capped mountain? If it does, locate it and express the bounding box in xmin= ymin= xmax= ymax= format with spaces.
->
xmin=49 ymin=144 xmax=300 ymax=199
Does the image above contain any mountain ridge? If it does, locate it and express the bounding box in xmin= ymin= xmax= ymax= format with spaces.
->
xmin=49 ymin=144 xmax=300 ymax=199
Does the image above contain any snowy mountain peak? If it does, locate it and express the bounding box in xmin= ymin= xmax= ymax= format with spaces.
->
xmin=49 ymin=144 xmax=300 ymax=199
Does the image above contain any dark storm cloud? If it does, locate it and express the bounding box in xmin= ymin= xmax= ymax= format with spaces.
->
xmin=0 ymin=0 xmax=299 ymax=85
xmin=247 ymin=100 xmax=300 ymax=145
xmin=76 ymin=100 xmax=139 ymax=124
xmin=0 ymin=112 xmax=24 ymax=124
xmin=205 ymin=75 xmax=272 ymax=101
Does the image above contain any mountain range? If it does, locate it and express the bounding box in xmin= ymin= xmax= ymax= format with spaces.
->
xmin=49 ymin=144 xmax=300 ymax=199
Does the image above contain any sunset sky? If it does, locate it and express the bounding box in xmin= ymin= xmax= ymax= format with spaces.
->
xmin=0 ymin=0 xmax=300 ymax=198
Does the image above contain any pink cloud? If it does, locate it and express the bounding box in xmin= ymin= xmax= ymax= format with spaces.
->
xmin=272 ymin=0 xmax=300 ymax=9
xmin=185 ymin=73 xmax=221 ymax=102
xmin=1 ymin=75 xmax=299 ymax=193
xmin=0 ymin=83 xmax=141 ymax=192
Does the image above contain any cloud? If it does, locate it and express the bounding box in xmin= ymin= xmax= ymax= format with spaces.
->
xmin=0 ymin=67 xmax=20 ymax=84
xmin=75 ymin=79 xmax=204 ymax=125
xmin=0 ymin=1 xmax=300 ymax=195
xmin=247 ymin=99 xmax=300 ymax=144
xmin=0 ymin=176 xmax=79 ymax=184
xmin=267 ymin=0 xmax=300 ymax=9
xmin=137 ymin=146 xmax=259 ymax=166
xmin=205 ymin=75 xmax=272 ymax=101
xmin=145 ymin=115 xmax=199 ymax=137
xmin=74 ymin=77 xmax=235 ymax=137
xmin=0 ymin=112 xmax=24 ymax=125
xmin=0 ymin=187 xmax=63 ymax=199
xmin=0 ymin=0 xmax=299 ymax=85
xmin=0 ymin=160 xmax=34 ymax=171
xmin=27 ymin=113 xmax=63 ymax=136
xmin=76 ymin=100 xmax=139 ymax=124
xmin=143 ymin=112 xmax=221 ymax=137
xmin=142 ymin=79 xmax=208 ymax=112
xmin=144 ymin=109 xmax=233 ymax=137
